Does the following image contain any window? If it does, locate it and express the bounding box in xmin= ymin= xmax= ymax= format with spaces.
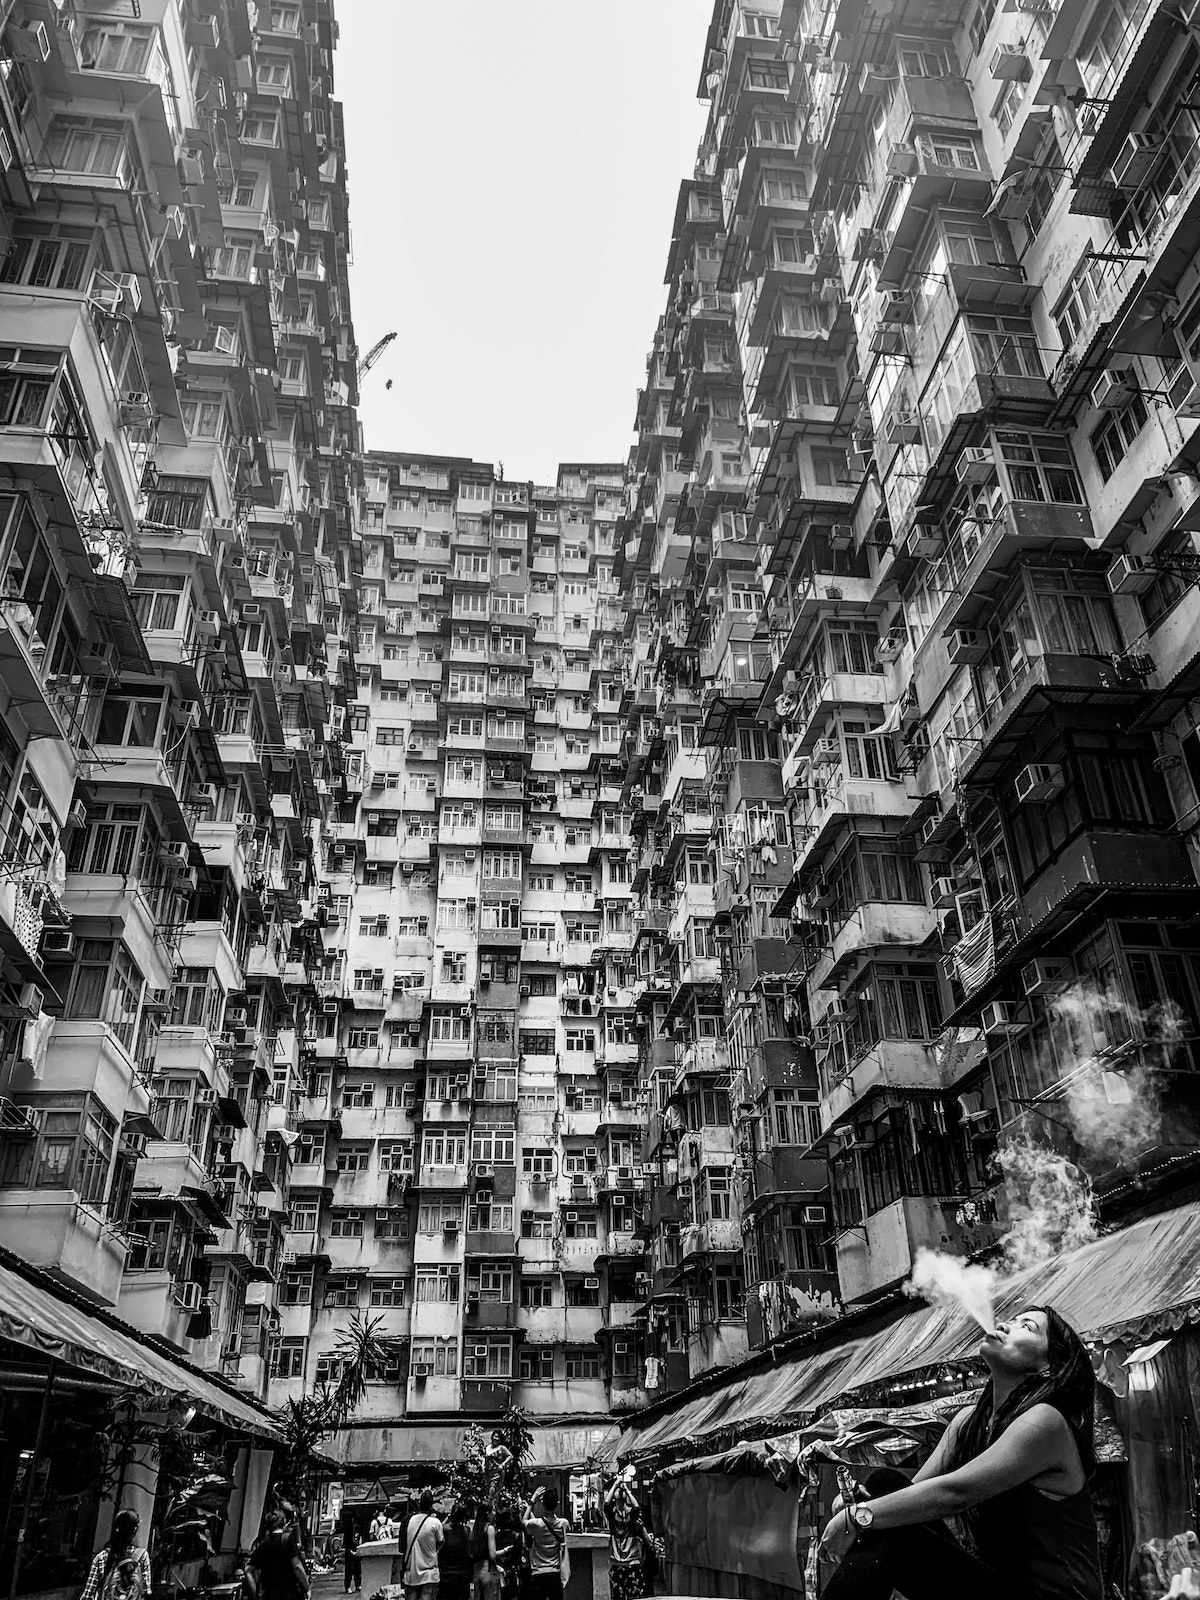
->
xmin=565 ymin=1347 xmax=600 ymax=1379
xmin=336 ymin=1144 xmax=370 ymax=1174
xmin=772 ymin=1088 xmax=823 ymax=1148
xmin=417 ymin=1200 xmax=463 ymax=1233
xmin=521 ymin=1278 xmax=553 ymax=1309
xmin=416 ymin=1266 xmax=460 ymax=1302
xmin=411 ymin=1337 xmax=458 ymax=1375
xmin=272 ymin=1339 xmax=306 ymax=1379
xmin=464 ymin=1340 xmax=512 ymax=1378
xmin=45 ymin=117 xmax=130 ymax=178
xmin=241 ymin=112 xmax=280 ymax=145
xmin=520 ymin=1346 xmax=555 ymax=1380
xmin=1091 ymin=393 xmax=1150 ymax=481
xmin=470 ymin=1130 xmax=515 ymax=1164
xmin=521 ymin=1210 xmax=554 ymax=1238
xmin=0 ymin=1096 xmax=115 ymax=1204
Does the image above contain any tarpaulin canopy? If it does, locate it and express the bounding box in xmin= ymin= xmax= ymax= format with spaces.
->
xmin=0 ymin=1255 xmax=284 ymax=1441
xmin=619 ymin=1200 xmax=1200 ymax=1460
xmin=338 ymin=1421 xmax=621 ymax=1470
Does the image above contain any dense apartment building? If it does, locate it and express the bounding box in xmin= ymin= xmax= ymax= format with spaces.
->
xmin=619 ymin=0 xmax=1200 ymax=1398
xmin=269 ymin=452 xmax=649 ymax=1456
xmin=0 ymin=0 xmax=358 ymax=1414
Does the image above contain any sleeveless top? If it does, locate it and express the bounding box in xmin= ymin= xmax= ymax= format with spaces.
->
xmin=970 ymin=1483 xmax=1103 ymax=1600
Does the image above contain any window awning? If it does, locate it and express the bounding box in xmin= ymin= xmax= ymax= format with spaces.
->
xmin=0 ymin=1254 xmax=284 ymax=1442
xmin=619 ymin=1200 xmax=1200 ymax=1460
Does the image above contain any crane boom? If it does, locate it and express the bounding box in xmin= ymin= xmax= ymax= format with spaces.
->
xmin=357 ymin=331 xmax=397 ymax=380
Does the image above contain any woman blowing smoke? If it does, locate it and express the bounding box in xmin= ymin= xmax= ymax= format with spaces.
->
xmin=818 ymin=1307 xmax=1102 ymax=1600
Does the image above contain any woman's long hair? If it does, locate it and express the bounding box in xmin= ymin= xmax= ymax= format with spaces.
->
xmin=951 ymin=1306 xmax=1096 ymax=1477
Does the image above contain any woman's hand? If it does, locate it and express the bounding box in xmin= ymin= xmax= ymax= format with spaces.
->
xmin=817 ymin=1509 xmax=855 ymax=1567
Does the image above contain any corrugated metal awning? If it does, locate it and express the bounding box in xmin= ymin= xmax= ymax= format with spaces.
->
xmin=337 ymin=1421 xmax=621 ymax=1471
xmin=618 ymin=1200 xmax=1200 ymax=1460
xmin=0 ymin=1254 xmax=283 ymax=1441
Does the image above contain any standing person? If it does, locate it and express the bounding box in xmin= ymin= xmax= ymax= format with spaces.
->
xmin=80 ymin=1510 xmax=153 ymax=1600
xmin=370 ymin=1509 xmax=388 ymax=1543
xmin=437 ymin=1503 xmax=474 ymax=1600
xmin=341 ymin=1512 xmax=362 ymax=1595
xmin=471 ymin=1500 xmax=514 ymax=1600
xmin=817 ymin=1307 xmax=1102 ymax=1600
xmin=248 ymin=1503 xmax=310 ymax=1600
xmin=402 ymin=1490 xmax=444 ymax=1600
xmin=522 ymin=1487 xmax=570 ymax=1600
xmin=603 ymin=1473 xmax=651 ymax=1600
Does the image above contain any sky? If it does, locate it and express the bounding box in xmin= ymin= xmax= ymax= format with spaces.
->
xmin=335 ymin=1 xmax=712 ymax=485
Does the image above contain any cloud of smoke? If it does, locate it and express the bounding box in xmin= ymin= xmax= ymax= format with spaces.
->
xmin=905 ymin=978 xmax=1183 ymax=1317
xmin=904 ymin=1248 xmax=996 ymax=1333
xmin=998 ymin=1133 xmax=1097 ymax=1273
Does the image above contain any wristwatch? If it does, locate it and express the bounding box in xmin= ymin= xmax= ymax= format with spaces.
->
xmin=848 ymin=1503 xmax=874 ymax=1530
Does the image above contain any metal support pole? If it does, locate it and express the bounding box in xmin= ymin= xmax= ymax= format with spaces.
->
xmin=8 ymin=1358 xmax=56 ymax=1600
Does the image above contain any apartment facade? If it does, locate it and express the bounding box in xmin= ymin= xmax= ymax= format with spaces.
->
xmin=620 ymin=0 xmax=1200 ymax=1400
xmin=267 ymin=452 xmax=648 ymax=1466
xmin=0 ymin=0 xmax=357 ymax=1419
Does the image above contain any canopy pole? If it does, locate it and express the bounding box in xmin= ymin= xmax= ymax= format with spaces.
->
xmin=9 ymin=1358 xmax=56 ymax=1600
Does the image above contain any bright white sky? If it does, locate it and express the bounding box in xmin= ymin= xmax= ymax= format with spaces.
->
xmin=336 ymin=1 xmax=711 ymax=484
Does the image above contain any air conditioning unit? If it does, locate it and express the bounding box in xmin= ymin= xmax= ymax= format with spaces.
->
xmin=1107 ymin=553 xmax=1157 ymax=596
xmin=40 ymin=928 xmax=75 ymax=957
xmin=886 ymin=143 xmax=918 ymax=177
xmin=870 ymin=326 xmax=906 ymax=358
xmin=321 ymin=1000 xmax=340 ymax=1015
xmin=179 ymin=152 xmax=205 ymax=186
xmin=475 ymin=1165 xmax=495 ymax=1180
xmin=946 ymin=627 xmax=988 ymax=666
xmin=173 ymin=1281 xmax=202 ymax=1312
xmin=195 ymin=610 xmax=222 ymax=640
xmin=144 ymin=987 xmax=172 ymax=1011
xmin=1091 ymin=367 xmax=1137 ymax=412
xmin=241 ymin=602 xmax=262 ymax=619
xmin=931 ymin=876 xmax=959 ymax=910
xmin=80 ymin=640 xmax=120 ymax=677
xmin=824 ymin=1002 xmax=851 ymax=1023
xmin=851 ymin=226 xmax=886 ymax=262
xmin=119 ymin=391 xmax=154 ymax=428
xmin=443 ymin=1218 xmax=460 ymax=1235
xmin=957 ymin=447 xmax=995 ymax=485
xmin=989 ymin=43 xmax=1030 ymax=79
xmin=819 ymin=277 xmax=841 ymax=303
xmin=412 ymin=1363 xmax=432 ymax=1378
xmin=812 ymin=736 xmax=840 ymax=766
xmin=1109 ymin=132 xmax=1160 ymax=189
xmin=1021 ymin=957 xmax=1072 ymax=997
xmin=885 ymin=412 xmax=920 ymax=445
xmin=906 ymin=526 xmax=942 ymax=559
xmin=9 ymin=981 xmax=44 ymax=1023
xmin=981 ymin=999 xmax=1025 ymax=1035
xmin=519 ymin=984 xmax=531 ymax=997
xmin=803 ymin=1204 xmax=828 ymax=1224
xmin=10 ymin=21 xmax=51 ymax=61
xmin=1014 ymin=762 xmax=1065 ymax=804
xmin=160 ymin=841 xmax=191 ymax=873
xmin=827 ymin=523 xmax=853 ymax=552
xmin=858 ymin=63 xmax=893 ymax=95
xmin=565 ymin=1210 xmax=579 ymax=1222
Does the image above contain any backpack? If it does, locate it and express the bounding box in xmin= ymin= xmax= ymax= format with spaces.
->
xmin=99 ymin=1553 xmax=146 ymax=1600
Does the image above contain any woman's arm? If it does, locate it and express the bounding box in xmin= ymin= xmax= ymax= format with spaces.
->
xmin=853 ymin=1406 xmax=1072 ymax=1530
xmin=137 ymin=1550 xmax=153 ymax=1595
xmin=912 ymin=1408 xmax=972 ymax=1484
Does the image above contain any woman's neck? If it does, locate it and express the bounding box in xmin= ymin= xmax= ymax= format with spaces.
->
xmin=990 ymin=1370 xmax=1021 ymax=1414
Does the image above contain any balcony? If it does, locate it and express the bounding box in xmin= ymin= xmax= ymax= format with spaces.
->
xmin=811 ymin=902 xmax=936 ymax=991
xmin=788 ymin=673 xmax=891 ymax=754
xmin=794 ymin=772 xmax=915 ymax=880
xmin=460 ymin=1379 xmax=511 ymax=1413
xmin=836 ymin=1194 xmax=1000 ymax=1304
xmin=463 ymin=1298 xmax=518 ymax=1329
xmin=821 ymin=1037 xmax=987 ymax=1128
xmin=0 ymin=1193 xmax=128 ymax=1306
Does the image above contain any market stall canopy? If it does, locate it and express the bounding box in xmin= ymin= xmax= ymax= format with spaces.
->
xmin=619 ymin=1200 xmax=1200 ymax=1460
xmin=338 ymin=1421 xmax=621 ymax=1469
xmin=0 ymin=1253 xmax=284 ymax=1442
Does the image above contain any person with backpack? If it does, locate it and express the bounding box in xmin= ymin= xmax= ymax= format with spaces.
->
xmin=522 ymin=1487 xmax=570 ymax=1600
xmin=80 ymin=1510 xmax=152 ymax=1600
xmin=248 ymin=1502 xmax=310 ymax=1600
xmin=471 ymin=1501 xmax=515 ymax=1600
xmin=603 ymin=1473 xmax=657 ymax=1600
xmin=402 ymin=1490 xmax=444 ymax=1600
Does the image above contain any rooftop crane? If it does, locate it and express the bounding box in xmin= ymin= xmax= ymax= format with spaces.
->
xmin=357 ymin=331 xmax=397 ymax=381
